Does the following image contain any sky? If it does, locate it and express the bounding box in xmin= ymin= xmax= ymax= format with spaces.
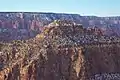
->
xmin=0 ymin=0 xmax=120 ymax=17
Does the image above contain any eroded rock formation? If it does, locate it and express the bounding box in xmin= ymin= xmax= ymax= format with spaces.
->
xmin=0 ymin=21 xmax=120 ymax=80
xmin=1 ymin=12 xmax=120 ymax=41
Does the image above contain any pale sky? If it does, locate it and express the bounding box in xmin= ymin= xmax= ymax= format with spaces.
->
xmin=0 ymin=0 xmax=120 ymax=16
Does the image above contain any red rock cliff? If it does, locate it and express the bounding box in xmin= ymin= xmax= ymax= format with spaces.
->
xmin=0 ymin=21 xmax=120 ymax=80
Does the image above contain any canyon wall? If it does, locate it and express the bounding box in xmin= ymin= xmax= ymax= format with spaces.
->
xmin=1 ymin=12 xmax=120 ymax=41
xmin=0 ymin=20 xmax=120 ymax=80
xmin=0 ymin=43 xmax=120 ymax=80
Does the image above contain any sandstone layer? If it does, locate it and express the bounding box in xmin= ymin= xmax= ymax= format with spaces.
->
xmin=0 ymin=21 xmax=120 ymax=80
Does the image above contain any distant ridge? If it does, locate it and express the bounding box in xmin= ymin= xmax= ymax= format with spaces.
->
xmin=0 ymin=12 xmax=120 ymax=41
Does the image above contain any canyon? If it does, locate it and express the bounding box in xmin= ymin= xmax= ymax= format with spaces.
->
xmin=1 ymin=12 xmax=120 ymax=41
xmin=0 ymin=20 xmax=120 ymax=80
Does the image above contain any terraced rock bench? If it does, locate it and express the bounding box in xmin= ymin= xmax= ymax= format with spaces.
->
xmin=89 ymin=73 xmax=120 ymax=80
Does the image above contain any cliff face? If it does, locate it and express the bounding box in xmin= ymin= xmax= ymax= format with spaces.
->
xmin=0 ymin=42 xmax=85 ymax=80
xmin=1 ymin=12 xmax=120 ymax=41
xmin=1 ymin=43 xmax=120 ymax=80
xmin=0 ymin=21 xmax=120 ymax=80
xmin=84 ymin=44 xmax=120 ymax=79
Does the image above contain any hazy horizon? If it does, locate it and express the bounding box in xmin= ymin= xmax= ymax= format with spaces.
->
xmin=0 ymin=0 xmax=120 ymax=17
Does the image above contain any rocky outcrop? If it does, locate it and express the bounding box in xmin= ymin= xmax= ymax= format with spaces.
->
xmin=1 ymin=44 xmax=120 ymax=80
xmin=0 ymin=21 xmax=120 ymax=80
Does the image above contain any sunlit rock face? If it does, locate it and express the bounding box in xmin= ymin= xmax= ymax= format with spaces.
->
xmin=1 ymin=12 xmax=120 ymax=41
xmin=0 ymin=20 xmax=120 ymax=80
